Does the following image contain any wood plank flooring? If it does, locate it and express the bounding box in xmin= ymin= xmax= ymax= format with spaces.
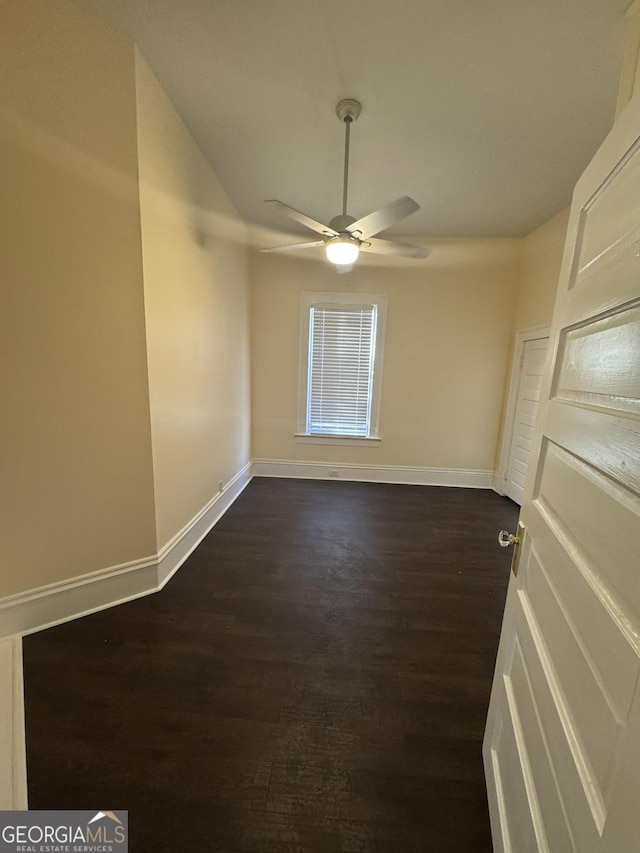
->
xmin=23 ymin=478 xmax=519 ymax=852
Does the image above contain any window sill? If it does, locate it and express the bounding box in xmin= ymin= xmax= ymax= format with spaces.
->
xmin=295 ymin=433 xmax=381 ymax=447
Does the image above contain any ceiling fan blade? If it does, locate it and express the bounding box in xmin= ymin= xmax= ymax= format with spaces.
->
xmin=260 ymin=240 xmax=326 ymax=253
xmin=347 ymin=196 xmax=420 ymax=239
xmin=361 ymin=237 xmax=430 ymax=260
xmin=266 ymin=199 xmax=338 ymax=237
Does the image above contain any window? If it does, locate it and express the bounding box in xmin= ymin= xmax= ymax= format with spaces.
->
xmin=297 ymin=292 xmax=387 ymax=444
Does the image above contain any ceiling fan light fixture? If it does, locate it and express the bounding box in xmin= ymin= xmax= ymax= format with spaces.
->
xmin=326 ymin=237 xmax=359 ymax=266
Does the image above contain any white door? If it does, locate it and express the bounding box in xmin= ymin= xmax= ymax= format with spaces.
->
xmin=484 ymin=90 xmax=640 ymax=853
xmin=504 ymin=336 xmax=549 ymax=505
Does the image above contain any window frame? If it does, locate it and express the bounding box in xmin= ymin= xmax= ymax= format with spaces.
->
xmin=296 ymin=291 xmax=387 ymax=445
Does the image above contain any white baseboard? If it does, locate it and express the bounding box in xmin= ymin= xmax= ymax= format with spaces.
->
xmin=252 ymin=458 xmax=494 ymax=489
xmin=0 ymin=638 xmax=27 ymax=809
xmin=0 ymin=461 xmax=252 ymax=641
xmin=156 ymin=462 xmax=252 ymax=588
xmin=0 ymin=557 xmax=160 ymax=641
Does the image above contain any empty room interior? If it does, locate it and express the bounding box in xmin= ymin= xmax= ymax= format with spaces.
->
xmin=2 ymin=1 xmax=640 ymax=851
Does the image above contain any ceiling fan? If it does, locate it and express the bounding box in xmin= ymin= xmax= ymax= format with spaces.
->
xmin=261 ymin=99 xmax=430 ymax=273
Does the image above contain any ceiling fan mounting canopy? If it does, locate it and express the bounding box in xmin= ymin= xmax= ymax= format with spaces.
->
xmin=335 ymin=98 xmax=362 ymax=124
xmin=261 ymin=97 xmax=429 ymax=268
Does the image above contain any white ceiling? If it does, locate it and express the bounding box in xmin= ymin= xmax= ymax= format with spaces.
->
xmin=79 ymin=0 xmax=630 ymax=239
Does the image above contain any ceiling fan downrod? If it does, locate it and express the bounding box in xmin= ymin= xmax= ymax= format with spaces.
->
xmin=336 ymin=99 xmax=362 ymax=218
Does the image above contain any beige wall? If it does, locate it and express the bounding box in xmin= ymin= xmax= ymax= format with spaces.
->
xmin=250 ymin=241 xmax=521 ymax=471
xmin=0 ymin=0 xmax=157 ymax=596
xmin=135 ymin=56 xmax=251 ymax=549
xmin=513 ymin=208 xmax=570 ymax=332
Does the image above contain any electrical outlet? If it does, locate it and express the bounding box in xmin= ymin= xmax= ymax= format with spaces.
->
xmin=219 ymin=479 xmax=224 ymax=492
xmin=329 ymin=470 xmax=340 ymax=478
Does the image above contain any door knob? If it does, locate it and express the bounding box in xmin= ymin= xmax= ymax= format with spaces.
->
xmin=498 ymin=522 xmax=525 ymax=577
xmin=498 ymin=530 xmax=520 ymax=548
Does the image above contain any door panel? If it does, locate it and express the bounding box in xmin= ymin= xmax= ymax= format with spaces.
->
xmin=485 ymin=91 xmax=640 ymax=852
xmin=528 ymin=476 xmax=640 ymax=721
xmin=508 ymin=636 xmax=576 ymax=853
xmin=533 ymin=441 xmax=640 ymax=627
xmin=524 ymin=548 xmax=621 ymax=795
xmin=553 ymin=307 xmax=640 ymax=413
xmin=575 ymin=139 xmax=640 ymax=276
xmin=490 ymin=692 xmax=544 ymax=853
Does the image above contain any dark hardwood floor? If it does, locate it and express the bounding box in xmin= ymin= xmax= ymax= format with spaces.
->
xmin=23 ymin=478 xmax=519 ymax=852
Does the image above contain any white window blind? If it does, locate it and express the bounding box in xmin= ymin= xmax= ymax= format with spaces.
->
xmin=307 ymin=304 xmax=377 ymax=436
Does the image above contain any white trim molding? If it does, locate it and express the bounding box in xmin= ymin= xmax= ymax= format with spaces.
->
xmin=0 ymin=638 xmax=27 ymax=809
xmin=295 ymin=433 xmax=381 ymax=447
xmin=252 ymin=459 xmax=494 ymax=489
xmin=0 ymin=461 xmax=252 ymax=642
xmin=156 ymin=462 xmax=253 ymax=588
xmin=495 ymin=324 xmax=551 ymax=498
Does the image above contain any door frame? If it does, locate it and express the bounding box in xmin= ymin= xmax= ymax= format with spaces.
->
xmin=495 ymin=323 xmax=551 ymax=496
